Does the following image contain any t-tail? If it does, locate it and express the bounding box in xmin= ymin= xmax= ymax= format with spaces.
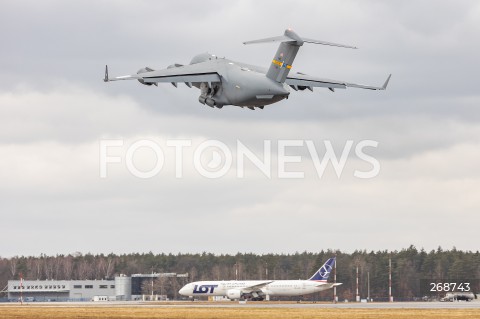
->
xmin=309 ymin=257 xmax=336 ymax=281
xmin=244 ymin=29 xmax=356 ymax=83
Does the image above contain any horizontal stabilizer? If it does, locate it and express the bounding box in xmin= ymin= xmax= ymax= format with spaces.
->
xmin=302 ymin=37 xmax=357 ymax=49
xmin=243 ymin=29 xmax=357 ymax=49
xmin=243 ymin=35 xmax=292 ymax=45
xmin=316 ymin=282 xmax=343 ymax=288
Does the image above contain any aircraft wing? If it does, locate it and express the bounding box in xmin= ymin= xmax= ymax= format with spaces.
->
xmin=286 ymin=73 xmax=391 ymax=91
xmin=104 ymin=64 xmax=221 ymax=84
xmin=241 ymin=281 xmax=274 ymax=293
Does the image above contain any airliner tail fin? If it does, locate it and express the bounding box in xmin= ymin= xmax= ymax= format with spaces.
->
xmin=309 ymin=257 xmax=336 ymax=281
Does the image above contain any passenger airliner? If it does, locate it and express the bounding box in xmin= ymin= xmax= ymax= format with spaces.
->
xmin=178 ymin=257 xmax=340 ymax=300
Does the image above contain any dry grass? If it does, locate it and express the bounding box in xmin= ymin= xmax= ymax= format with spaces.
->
xmin=0 ymin=306 xmax=480 ymax=319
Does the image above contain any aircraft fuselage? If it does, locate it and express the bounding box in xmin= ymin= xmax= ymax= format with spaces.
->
xmin=179 ymin=279 xmax=333 ymax=299
xmin=146 ymin=53 xmax=291 ymax=109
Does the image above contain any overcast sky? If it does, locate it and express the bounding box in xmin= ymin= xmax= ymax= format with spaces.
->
xmin=1 ymin=1 xmax=479 ymax=257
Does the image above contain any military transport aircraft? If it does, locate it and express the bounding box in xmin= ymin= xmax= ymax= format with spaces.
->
xmin=104 ymin=29 xmax=390 ymax=110
xmin=178 ymin=257 xmax=340 ymax=301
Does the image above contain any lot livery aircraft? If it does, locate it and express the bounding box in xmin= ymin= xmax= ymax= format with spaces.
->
xmin=178 ymin=257 xmax=340 ymax=300
xmin=105 ymin=29 xmax=390 ymax=109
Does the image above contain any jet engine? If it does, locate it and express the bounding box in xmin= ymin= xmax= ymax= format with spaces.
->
xmin=205 ymin=98 xmax=216 ymax=107
xmin=226 ymin=289 xmax=242 ymax=300
xmin=197 ymin=81 xmax=224 ymax=108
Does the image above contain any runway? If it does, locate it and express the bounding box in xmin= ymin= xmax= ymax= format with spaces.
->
xmin=3 ymin=300 xmax=479 ymax=309
xmin=180 ymin=301 xmax=480 ymax=309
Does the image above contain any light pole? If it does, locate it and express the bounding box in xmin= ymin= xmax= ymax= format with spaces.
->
xmin=151 ymin=267 xmax=154 ymax=301
xmin=19 ymin=273 xmax=23 ymax=305
xmin=356 ymin=265 xmax=359 ymax=302
xmin=367 ymin=271 xmax=370 ymax=302
xmin=389 ymin=257 xmax=393 ymax=302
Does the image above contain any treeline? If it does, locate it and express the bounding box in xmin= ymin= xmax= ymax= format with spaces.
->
xmin=1 ymin=246 xmax=479 ymax=300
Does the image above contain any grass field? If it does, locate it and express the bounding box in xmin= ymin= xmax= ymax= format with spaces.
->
xmin=0 ymin=306 xmax=480 ymax=319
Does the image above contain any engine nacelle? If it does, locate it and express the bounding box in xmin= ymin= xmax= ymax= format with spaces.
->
xmin=205 ymin=98 xmax=216 ymax=107
xmin=226 ymin=289 xmax=242 ymax=300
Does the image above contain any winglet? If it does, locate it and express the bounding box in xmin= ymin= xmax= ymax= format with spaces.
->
xmin=104 ymin=65 xmax=109 ymax=82
xmin=382 ymin=74 xmax=392 ymax=90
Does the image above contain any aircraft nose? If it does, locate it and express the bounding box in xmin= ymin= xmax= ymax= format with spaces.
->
xmin=178 ymin=285 xmax=189 ymax=296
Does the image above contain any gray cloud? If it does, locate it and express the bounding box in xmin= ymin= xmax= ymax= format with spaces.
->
xmin=0 ymin=0 xmax=479 ymax=257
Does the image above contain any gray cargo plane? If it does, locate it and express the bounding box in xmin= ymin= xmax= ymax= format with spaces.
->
xmin=104 ymin=29 xmax=390 ymax=109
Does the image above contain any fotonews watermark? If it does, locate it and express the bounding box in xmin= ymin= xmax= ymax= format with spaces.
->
xmin=99 ymin=139 xmax=380 ymax=179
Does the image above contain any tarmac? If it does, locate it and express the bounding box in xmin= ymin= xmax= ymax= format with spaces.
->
xmin=2 ymin=301 xmax=479 ymax=309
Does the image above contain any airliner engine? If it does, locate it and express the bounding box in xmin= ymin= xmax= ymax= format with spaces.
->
xmin=226 ymin=289 xmax=242 ymax=300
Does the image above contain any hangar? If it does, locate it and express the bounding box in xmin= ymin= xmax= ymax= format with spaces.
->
xmin=6 ymin=272 xmax=188 ymax=302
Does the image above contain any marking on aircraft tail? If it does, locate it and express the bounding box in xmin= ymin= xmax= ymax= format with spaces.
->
xmin=319 ymin=262 xmax=334 ymax=278
xmin=272 ymin=59 xmax=292 ymax=69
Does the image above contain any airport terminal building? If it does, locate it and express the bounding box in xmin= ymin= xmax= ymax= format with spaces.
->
xmin=7 ymin=273 xmax=187 ymax=302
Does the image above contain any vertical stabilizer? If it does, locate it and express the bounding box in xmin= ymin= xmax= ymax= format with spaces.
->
xmin=309 ymin=257 xmax=336 ymax=281
xmin=266 ymin=41 xmax=301 ymax=83
xmin=244 ymin=29 xmax=303 ymax=83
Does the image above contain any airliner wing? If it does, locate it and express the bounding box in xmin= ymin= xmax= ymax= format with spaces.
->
xmin=241 ymin=281 xmax=274 ymax=292
xmin=286 ymin=73 xmax=391 ymax=91
xmin=104 ymin=64 xmax=221 ymax=84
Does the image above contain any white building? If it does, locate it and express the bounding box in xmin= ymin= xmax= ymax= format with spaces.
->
xmin=8 ymin=279 xmax=120 ymax=301
xmin=6 ymin=273 xmax=186 ymax=302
